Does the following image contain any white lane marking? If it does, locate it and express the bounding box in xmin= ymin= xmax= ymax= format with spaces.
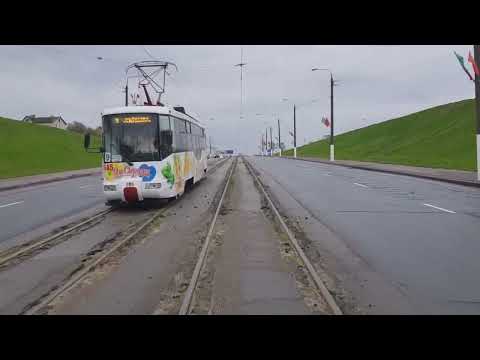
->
xmin=423 ymin=203 xmax=456 ymax=214
xmin=353 ymin=182 xmax=369 ymax=188
xmin=79 ymin=184 xmax=94 ymax=189
xmin=0 ymin=201 xmax=24 ymax=209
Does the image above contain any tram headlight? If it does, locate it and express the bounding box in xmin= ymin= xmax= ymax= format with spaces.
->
xmin=104 ymin=185 xmax=117 ymax=191
xmin=145 ymin=183 xmax=162 ymax=189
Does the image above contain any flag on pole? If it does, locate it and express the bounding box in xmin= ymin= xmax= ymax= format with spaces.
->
xmin=289 ymin=131 xmax=294 ymax=137
xmin=454 ymin=51 xmax=474 ymax=81
xmin=468 ymin=51 xmax=480 ymax=77
xmin=322 ymin=116 xmax=330 ymax=127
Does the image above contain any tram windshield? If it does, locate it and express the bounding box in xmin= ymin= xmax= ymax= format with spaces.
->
xmin=102 ymin=113 xmax=171 ymax=163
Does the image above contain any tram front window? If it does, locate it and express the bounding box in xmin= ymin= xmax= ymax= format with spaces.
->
xmin=103 ymin=114 xmax=171 ymax=162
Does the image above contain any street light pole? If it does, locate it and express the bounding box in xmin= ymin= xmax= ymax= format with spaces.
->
xmin=270 ymin=127 xmax=273 ymax=156
xmin=265 ymin=132 xmax=268 ymax=156
xmin=330 ymin=73 xmax=335 ymax=161
xmin=312 ymin=68 xmax=336 ymax=161
xmin=294 ymin=104 xmax=297 ymax=158
xmin=475 ymin=45 xmax=480 ymax=181
xmin=278 ymin=118 xmax=282 ymax=157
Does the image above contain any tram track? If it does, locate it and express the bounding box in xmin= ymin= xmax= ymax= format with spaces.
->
xmin=0 ymin=157 xmax=230 ymax=273
xmin=177 ymin=157 xmax=238 ymax=315
xmin=0 ymin=208 xmax=114 ymax=270
xmin=174 ymin=156 xmax=342 ymax=315
xmin=20 ymin=157 xmax=232 ymax=315
xmin=243 ymin=157 xmax=342 ymax=315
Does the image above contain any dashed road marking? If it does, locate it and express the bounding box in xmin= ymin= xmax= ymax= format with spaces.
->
xmin=353 ymin=182 xmax=369 ymax=188
xmin=423 ymin=203 xmax=456 ymax=214
xmin=79 ymin=185 xmax=94 ymax=189
xmin=0 ymin=201 xmax=24 ymax=209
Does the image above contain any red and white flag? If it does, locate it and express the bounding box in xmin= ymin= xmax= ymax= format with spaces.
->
xmin=322 ymin=116 xmax=330 ymax=127
xmin=468 ymin=51 xmax=480 ymax=76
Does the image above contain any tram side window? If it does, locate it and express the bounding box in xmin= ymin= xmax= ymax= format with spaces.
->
xmin=159 ymin=115 xmax=172 ymax=159
xmin=191 ymin=124 xmax=196 ymax=152
xmin=186 ymin=121 xmax=193 ymax=152
xmin=173 ymin=117 xmax=186 ymax=152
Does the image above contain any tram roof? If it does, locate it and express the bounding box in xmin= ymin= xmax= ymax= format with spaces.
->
xmin=102 ymin=105 xmax=205 ymax=128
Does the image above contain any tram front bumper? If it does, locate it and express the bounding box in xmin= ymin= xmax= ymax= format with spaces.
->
xmin=103 ymin=180 xmax=175 ymax=202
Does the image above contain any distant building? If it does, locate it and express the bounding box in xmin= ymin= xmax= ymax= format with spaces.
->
xmin=22 ymin=115 xmax=68 ymax=130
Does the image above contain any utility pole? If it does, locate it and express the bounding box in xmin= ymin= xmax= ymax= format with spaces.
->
xmin=312 ymin=68 xmax=336 ymax=161
xmin=293 ymin=104 xmax=297 ymax=158
xmin=235 ymin=47 xmax=247 ymax=121
xmin=262 ymin=134 xmax=266 ymax=156
xmin=330 ymin=73 xmax=335 ymax=161
xmin=265 ymin=132 xmax=268 ymax=156
xmin=265 ymin=128 xmax=268 ymax=156
xmin=270 ymin=127 xmax=273 ymax=156
xmin=475 ymin=45 xmax=480 ymax=181
xmin=278 ymin=118 xmax=282 ymax=157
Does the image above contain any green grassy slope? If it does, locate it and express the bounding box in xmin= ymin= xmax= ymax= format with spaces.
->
xmin=283 ymin=99 xmax=477 ymax=171
xmin=0 ymin=117 xmax=101 ymax=179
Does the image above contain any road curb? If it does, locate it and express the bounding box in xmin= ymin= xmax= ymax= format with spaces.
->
xmin=275 ymin=156 xmax=480 ymax=189
xmin=0 ymin=170 xmax=102 ymax=193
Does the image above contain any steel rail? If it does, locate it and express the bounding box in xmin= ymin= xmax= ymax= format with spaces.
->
xmin=243 ymin=156 xmax=343 ymax=315
xmin=177 ymin=157 xmax=238 ymax=315
xmin=2 ymin=158 xmax=229 ymax=269
xmin=0 ymin=207 xmax=114 ymax=267
xmin=24 ymin=157 xmax=232 ymax=315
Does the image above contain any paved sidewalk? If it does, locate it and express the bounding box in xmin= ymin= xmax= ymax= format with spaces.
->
xmin=0 ymin=168 xmax=102 ymax=192
xmin=279 ymin=156 xmax=480 ymax=188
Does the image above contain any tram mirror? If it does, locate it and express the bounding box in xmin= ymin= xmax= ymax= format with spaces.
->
xmin=84 ymin=133 xmax=91 ymax=149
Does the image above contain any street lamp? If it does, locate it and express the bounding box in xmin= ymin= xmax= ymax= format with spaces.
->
xmin=270 ymin=113 xmax=281 ymax=157
xmin=312 ymin=67 xmax=336 ymax=161
xmin=475 ymin=45 xmax=480 ymax=181
xmin=277 ymin=117 xmax=282 ymax=157
xmin=282 ymin=98 xmax=297 ymax=158
xmin=255 ymin=113 xmax=267 ymax=156
xmin=281 ymin=98 xmax=318 ymax=158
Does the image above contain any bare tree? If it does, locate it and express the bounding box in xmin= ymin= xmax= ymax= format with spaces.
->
xmin=67 ymin=121 xmax=88 ymax=134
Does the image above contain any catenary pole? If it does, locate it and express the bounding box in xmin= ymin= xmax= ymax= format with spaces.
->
xmin=294 ymin=104 xmax=297 ymax=158
xmin=330 ymin=73 xmax=335 ymax=161
xmin=278 ymin=118 xmax=282 ymax=157
xmin=266 ymin=128 xmax=268 ymax=156
xmin=474 ymin=45 xmax=480 ymax=181
xmin=270 ymin=127 xmax=273 ymax=156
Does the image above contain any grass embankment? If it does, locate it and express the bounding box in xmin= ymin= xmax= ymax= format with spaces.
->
xmin=282 ymin=99 xmax=477 ymax=171
xmin=0 ymin=117 xmax=101 ymax=179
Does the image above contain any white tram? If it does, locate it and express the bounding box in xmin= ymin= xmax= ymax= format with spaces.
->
xmin=98 ymin=105 xmax=208 ymax=205
xmin=84 ymin=61 xmax=208 ymax=205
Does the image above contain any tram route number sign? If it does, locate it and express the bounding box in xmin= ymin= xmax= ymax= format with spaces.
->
xmin=114 ymin=116 xmax=151 ymax=124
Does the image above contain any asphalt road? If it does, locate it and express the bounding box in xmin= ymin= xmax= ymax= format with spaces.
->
xmin=0 ymin=159 xmax=221 ymax=248
xmin=0 ymin=175 xmax=104 ymax=245
xmin=249 ymin=156 xmax=480 ymax=314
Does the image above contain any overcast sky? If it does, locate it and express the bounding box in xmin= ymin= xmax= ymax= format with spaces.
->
xmin=0 ymin=45 xmax=475 ymax=154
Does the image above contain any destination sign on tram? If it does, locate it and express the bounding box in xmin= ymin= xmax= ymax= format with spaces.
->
xmin=113 ymin=115 xmax=152 ymax=125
